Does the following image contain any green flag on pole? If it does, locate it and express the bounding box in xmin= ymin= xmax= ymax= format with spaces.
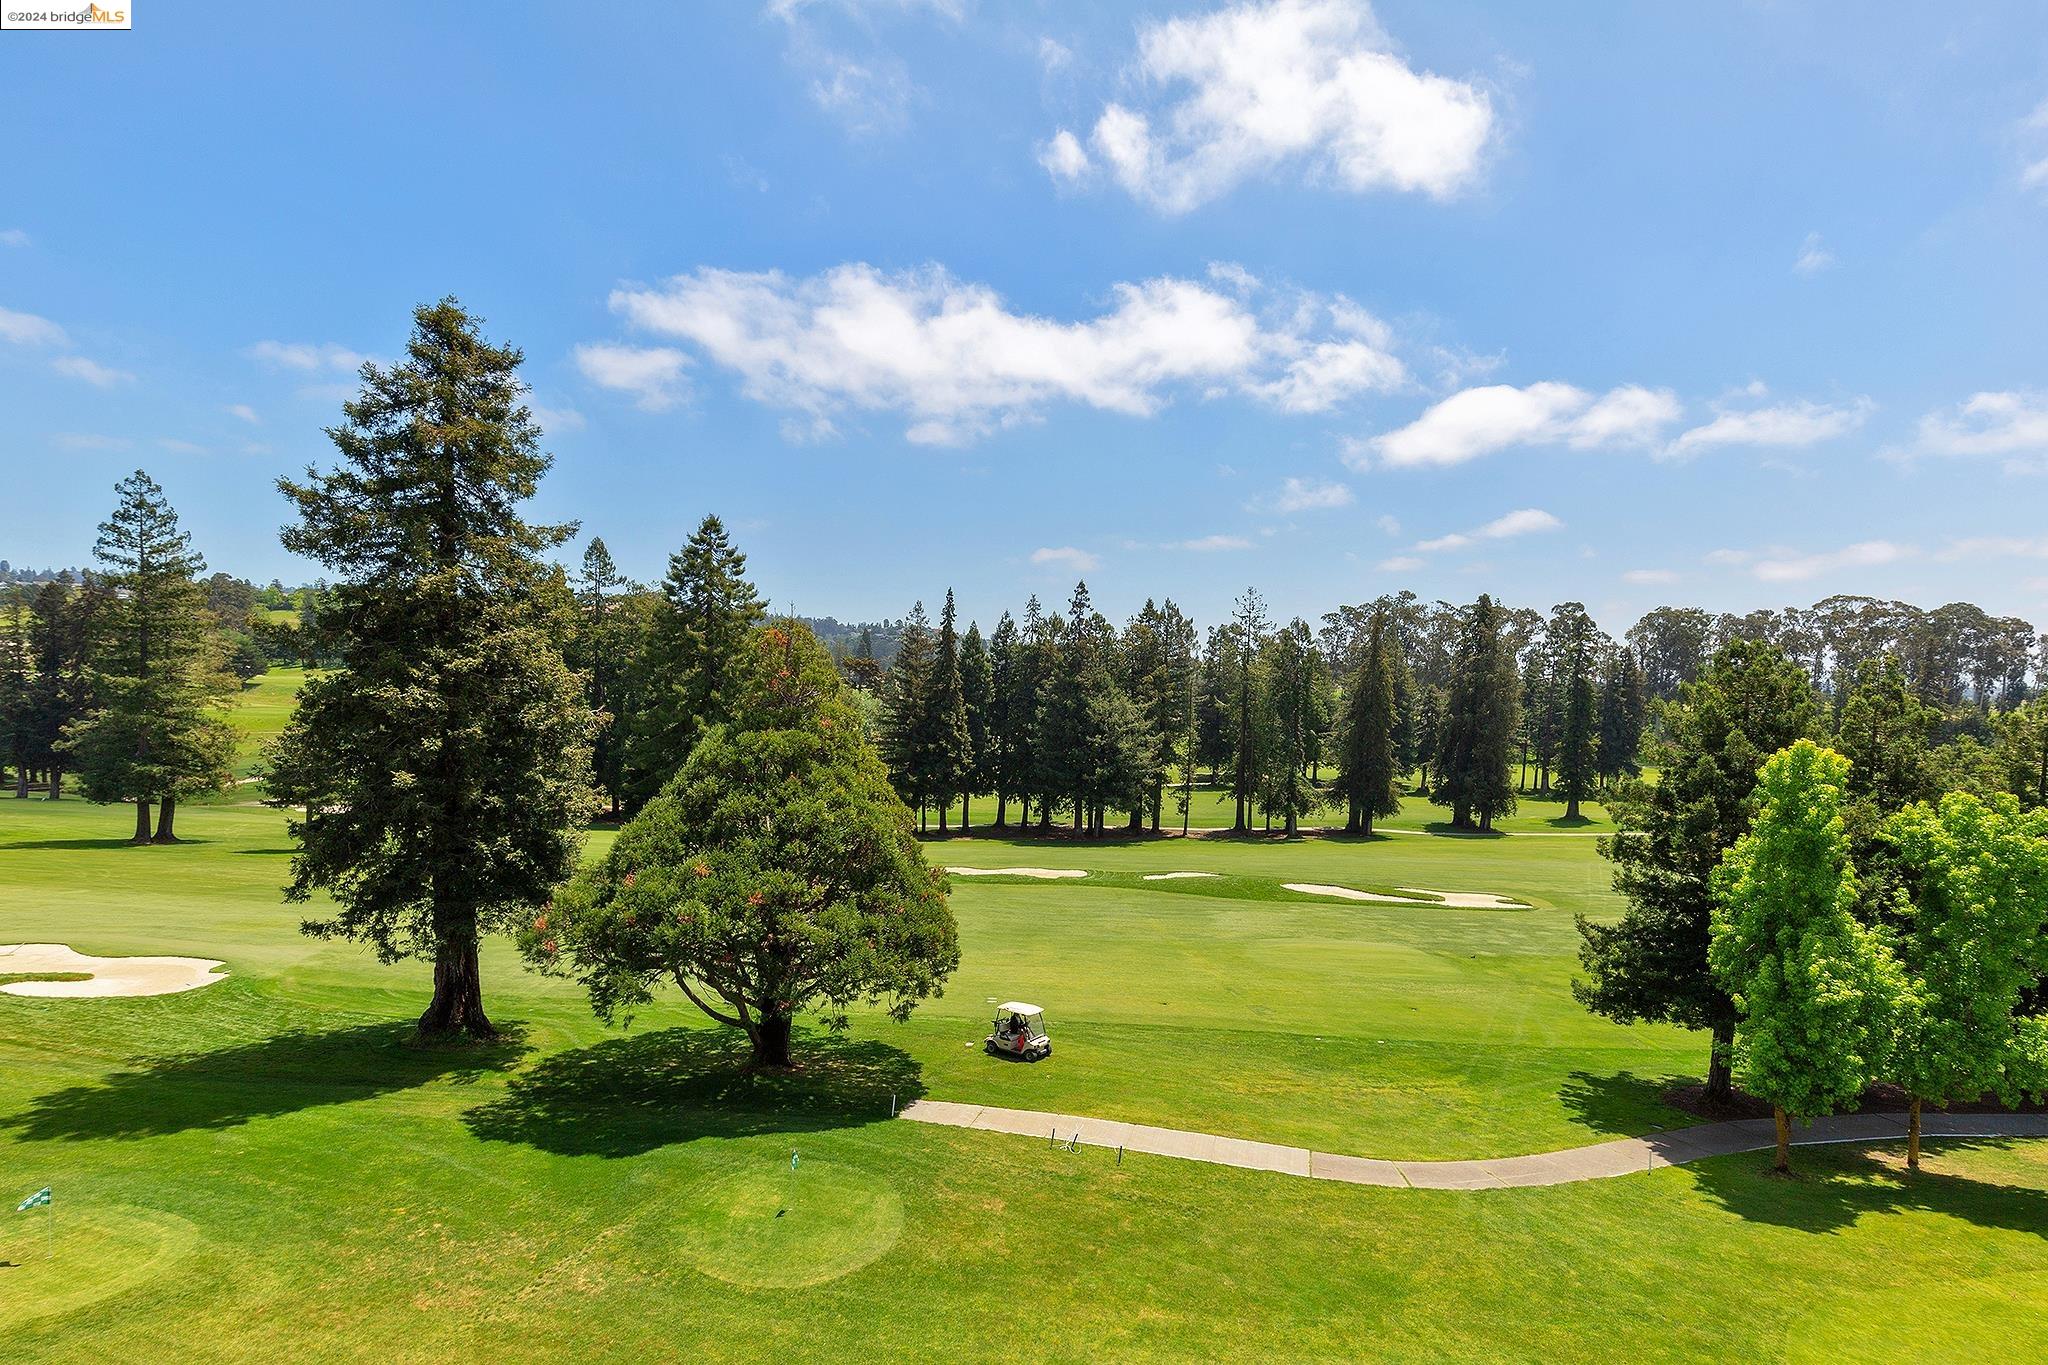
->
xmin=17 ymin=1187 xmax=50 ymax=1211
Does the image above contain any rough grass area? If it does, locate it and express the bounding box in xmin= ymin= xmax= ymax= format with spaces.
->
xmin=3 ymin=797 xmax=2044 ymax=1360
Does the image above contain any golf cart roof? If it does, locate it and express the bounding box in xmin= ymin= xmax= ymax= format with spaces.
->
xmin=996 ymin=1002 xmax=1042 ymax=1015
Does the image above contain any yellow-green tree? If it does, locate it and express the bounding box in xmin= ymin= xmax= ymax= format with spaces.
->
xmin=1709 ymin=740 xmax=1904 ymax=1172
xmin=1883 ymin=792 xmax=2048 ymax=1168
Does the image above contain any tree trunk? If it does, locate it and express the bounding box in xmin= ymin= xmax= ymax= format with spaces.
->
xmin=938 ymin=802 xmax=948 ymax=832
xmin=1706 ymin=1021 xmax=1735 ymax=1101
xmin=12 ymin=767 xmax=25 ymax=798
xmin=1908 ymin=1096 xmax=1922 ymax=1171
xmin=418 ymin=930 xmax=494 ymax=1038
xmin=996 ymin=793 xmax=1008 ymax=828
xmin=752 ymin=1012 xmax=794 ymax=1068
xmin=1361 ymin=810 xmax=1374 ymax=836
xmin=1773 ymin=1105 xmax=1791 ymax=1174
xmin=1285 ymin=811 xmax=1298 ymax=836
xmin=1565 ymin=795 xmax=1581 ymax=820
xmin=152 ymin=795 xmax=178 ymax=843
xmin=960 ymin=792 xmax=970 ymax=831
xmin=47 ymin=768 xmax=62 ymax=800
xmin=131 ymin=798 xmax=153 ymax=844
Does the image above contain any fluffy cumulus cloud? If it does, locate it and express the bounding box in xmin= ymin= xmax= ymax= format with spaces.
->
xmin=1904 ymin=391 xmax=2048 ymax=465
xmin=1260 ymin=475 xmax=1353 ymax=513
xmin=1667 ymin=397 xmax=1870 ymax=458
xmin=1044 ymin=0 xmax=1494 ymax=213
xmin=1359 ymin=382 xmax=1677 ymax=469
xmin=574 ymin=343 xmax=691 ymax=411
xmin=590 ymin=263 xmax=1404 ymax=443
xmin=1030 ymin=545 xmax=1099 ymax=572
xmin=1411 ymin=506 xmax=1561 ymax=554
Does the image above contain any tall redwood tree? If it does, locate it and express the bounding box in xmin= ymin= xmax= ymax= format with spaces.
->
xmin=268 ymin=299 xmax=596 ymax=1038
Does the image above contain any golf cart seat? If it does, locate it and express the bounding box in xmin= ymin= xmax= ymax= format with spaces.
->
xmin=985 ymin=1001 xmax=1051 ymax=1061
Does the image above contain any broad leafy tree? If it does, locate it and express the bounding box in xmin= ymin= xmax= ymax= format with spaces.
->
xmin=267 ymin=299 xmax=597 ymax=1037
xmin=532 ymin=624 xmax=959 ymax=1067
xmin=1882 ymin=792 xmax=2048 ymax=1168
xmin=1710 ymin=740 xmax=1903 ymax=1172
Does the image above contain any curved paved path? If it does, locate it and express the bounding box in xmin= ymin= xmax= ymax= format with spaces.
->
xmin=900 ymin=1100 xmax=2048 ymax=1188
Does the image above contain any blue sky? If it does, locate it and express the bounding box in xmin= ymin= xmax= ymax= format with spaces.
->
xmin=3 ymin=1 xmax=2047 ymax=635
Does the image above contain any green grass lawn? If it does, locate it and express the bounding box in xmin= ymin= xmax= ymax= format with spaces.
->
xmin=3 ymin=796 xmax=2044 ymax=1360
xmin=219 ymin=666 xmax=315 ymax=779
xmin=1020 ymin=778 xmax=1616 ymax=835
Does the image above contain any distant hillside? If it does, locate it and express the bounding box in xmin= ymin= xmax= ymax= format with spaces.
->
xmin=798 ymin=615 xmax=906 ymax=667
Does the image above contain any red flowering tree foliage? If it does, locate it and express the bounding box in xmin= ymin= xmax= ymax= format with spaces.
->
xmin=525 ymin=623 xmax=957 ymax=1067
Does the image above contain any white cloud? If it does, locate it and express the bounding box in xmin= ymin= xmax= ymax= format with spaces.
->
xmin=1622 ymin=568 xmax=1679 ymax=586
xmin=1261 ymin=475 xmax=1353 ymax=513
xmin=1052 ymin=0 xmax=1495 ymax=213
xmin=1377 ymin=554 xmax=1423 ymax=572
xmin=528 ymin=402 xmax=587 ymax=434
xmin=225 ymin=403 xmax=261 ymax=425
xmin=1038 ymin=128 xmax=1091 ymax=182
xmin=1668 ymin=398 xmax=1870 ymax=457
xmin=1934 ymin=535 xmax=2048 ymax=563
xmin=574 ymin=343 xmax=691 ymax=411
xmin=247 ymin=340 xmax=368 ymax=373
xmin=0 ymin=305 xmax=66 ymax=346
xmin=1412 ymin=506 xmax=1561 ymax=553
xmin=0 ymin=229 xmax=27 ymax=248
xmin=1030 ymin=545 xmax=1099 ymax=572
xmin=157 ymin=438 xmax=206 ymax=455
xmin=1905 ymin=391 xmax=2048 ymax=463
xmin=1174 ymin=534 xmax=1253 ymax=552
xmin=596 ymin=263 xmax=1401 ymax=442
xmin=53 ymin=355 xmax=134 ymax=387
xmin=1374 ymin=513 xmax=1400 ymax=535
xmin=806 ymin=52 xmax=914 ymax=134
xmin=2020 ymin=99 xmax=2048 ymax=192
xmin=1361 ymin=382 xmax=1677 ymax=469
xmin=1793 ymin=231 xmax=1834 ymax=275
xmin=1038 ymin=36 xmax=1072 ymax=72
xmin=54 ymin=432 xmax=133 ymax=451
xmin=1747 ymin=540 xmax=1913 ymax=584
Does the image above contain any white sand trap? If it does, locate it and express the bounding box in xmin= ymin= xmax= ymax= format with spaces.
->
xmin=1143 ymin=871 xmax=1219 ymax=881
xmin=1398 ymin=886 xmax=1529 ymax=910
xmin=944 ymin=866 xmax=1087 ymax=880
xmin=0 ymin=944 xmax=227 ymax=998
xmin=1283 ymin=884 xmax=1528 ymax=910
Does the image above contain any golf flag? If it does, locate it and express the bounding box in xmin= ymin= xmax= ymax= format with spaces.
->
xmin=18 ymin=1187 xmax=51 ymax=1211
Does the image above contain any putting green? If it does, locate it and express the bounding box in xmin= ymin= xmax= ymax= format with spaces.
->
xmin=651 ymin=1160 xmax=904 ymax=1288
xmin=0 ymin=1205 xmax=201 ymax=1326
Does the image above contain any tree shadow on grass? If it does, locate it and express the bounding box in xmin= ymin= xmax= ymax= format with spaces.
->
xmin=1557 ymin=1069 xmax=1696 ymax=1138
xmin=0 ymin=837 xmax=220 ymax=852
xmin=461 ymin=1026 xmax=926 ymax=1159
xmin=1686 ymin=1141 xmax=2048 ymax=1237
xmin=3 ymin=1023 xmax=526 ymax=1142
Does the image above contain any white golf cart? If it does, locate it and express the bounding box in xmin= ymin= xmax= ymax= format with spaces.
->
xmin=985 ymin=1002 xmax=1052 ymax=1061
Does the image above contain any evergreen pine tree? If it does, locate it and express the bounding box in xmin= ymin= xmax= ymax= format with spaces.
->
xmin=880 ymin=601 xmax=934 ymax=826
xmin=958 ymin=619 xmax=992 ymax=828
xmin=1595 ymin=646 xmax=1646 ymax=788
xmin=925 ymin=589 xmax=972 ymax=831
xmin=266 ymin=299 xmax=598 ymax=1036
xmin=1548 ymin=602 xmax=1600 ymax=820
xmin=573 ymin=537 xmax=633 ymax=817
xmin=1337 ymin=616 xmax=1402 ymax=833
xmin=624 ymin=515 xmax=764 ymax=807
xmin=65 ymin=471 xmax=238 ymax=842
xmin=1432 ymin=595 xmax=1519 ymax=832
xmin=1226 ymin=588 xmax=1271 ymax=831
xmin=986 ymin=611 xmax=1020 ymax=826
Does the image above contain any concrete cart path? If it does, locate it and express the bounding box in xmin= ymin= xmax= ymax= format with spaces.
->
xmin=898 ymin=1100 xmax=2048 ymax=1189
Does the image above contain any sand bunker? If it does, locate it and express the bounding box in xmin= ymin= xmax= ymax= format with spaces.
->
xmin=1142 ymin=871 xmax=1219 ymax=881
xmin=0 ymin=944 xmax=227 ymax=998
xmin=944 ymin=866 xmax=1088 ymax=880
xmin=1283 ymin=884 xmax=1527 ymax=910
